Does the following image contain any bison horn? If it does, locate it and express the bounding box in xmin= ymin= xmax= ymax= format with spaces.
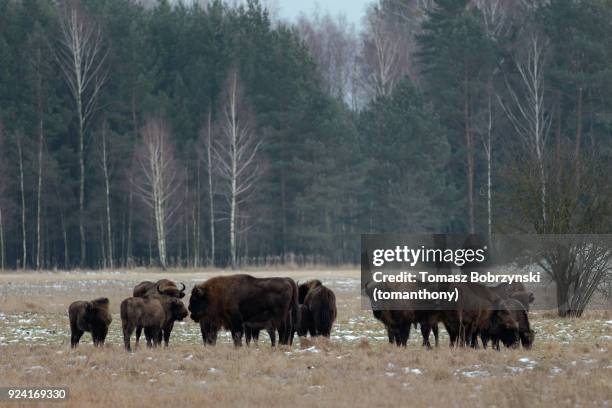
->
xmin=179 ymin=282 xmax=186 ymax=292
xmin=157 ymin=283 xmax=163 ymax=294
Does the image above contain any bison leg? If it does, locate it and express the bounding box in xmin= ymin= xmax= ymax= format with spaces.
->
xmin=420 ymin=323 xmax=432 ymax=348
xmin=230 ymin=315 xmax=243 ymax=347
xmin=92 ymin=327 xmax=108 ymax=347
xmin=161 ymin=321 xmax=173 ymax=347
xmin=253 ymin=329 xmax=260 ymax=344
xmin=267 ymin=328 xmax=276 ymax=347
xmin=245 ymin=327 xmax=251 ymax=346
xmin=70 ymin=327 xmax=84 ymax=348
xmin=123 ymin=325 xmax=135 ymax=352
xmin=135 ymin=326 xmax=142 ymax=348
xmin=144 ymin=327 xmax=154 ymax=348
xmin=432 ymin=323 xmax=439 ymax=348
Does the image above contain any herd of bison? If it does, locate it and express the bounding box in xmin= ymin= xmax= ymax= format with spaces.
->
xmin=68 ymin=274 xmax=534 ymax=352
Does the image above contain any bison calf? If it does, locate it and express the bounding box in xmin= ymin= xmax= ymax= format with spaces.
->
xmin=68 ymin=297 xmax=112 ymax=348
xmin=120 ymin=297 xmax=165 ymax=351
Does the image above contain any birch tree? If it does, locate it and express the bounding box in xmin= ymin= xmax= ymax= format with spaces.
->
xmin=134 ymin=118 xmax=182 ymax=269
xmin=361 ymin=4 xmax=407 ymax=98
xmin=15 ymin=132 xmax=27 ymax=269
xmin=500 ymin=33 xmax=551 ymax=228
xmin=97 ymin=121 xmax=113 ymax=269
xmin=55 ymin=2 xmax=108 ymax=266
xmin=199 ymin=107 xmax=216 ymax=266
xmin=214 ymin=70 xmax=263 ymax=269
xmin=475 ymin=0 xmax=509 ymax=240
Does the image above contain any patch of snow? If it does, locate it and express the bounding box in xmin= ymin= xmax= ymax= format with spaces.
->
xmin=185 ymin=354 xmax=193 ymax=360
xmin=461 ymin=370 xmax=490 ymax=378
xmin=403 ymin=367 xmax=422 ymax=375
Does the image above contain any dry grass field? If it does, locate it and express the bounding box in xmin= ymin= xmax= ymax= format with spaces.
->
xmin=0 ymin=269 xmax=611 ymax=408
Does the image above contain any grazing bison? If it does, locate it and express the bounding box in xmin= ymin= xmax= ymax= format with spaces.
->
xmin=489 ymin=298 xmax=534 ymax=350
xmin=452 ymin=283 xmax=519 ymax=348
xmin=297 ymin=280 xmax=337 ymax=337
xmin=68 ymin=297 xmax=112 ymax=348
xmin=120 ymin=296 xmax=166 ymax=351
xmin=133 ymin=279 xmax=186 ymax=298
xmin=188 ymin=274 xmax=298 ymax=347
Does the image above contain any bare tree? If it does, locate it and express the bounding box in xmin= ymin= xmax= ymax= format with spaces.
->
xmin=97 ymin=121 xmax=113 ymax=269
xmin=55 ymin=1 xmax=108 ymax=266
xmin=295 ymin=11 xmax=360 ymax=105
xmin=474 ymin=0 xmax=509 ymax=240
xmin=499 ymin=33 xmax=551 ymax=227
xmin=361 ymin=4 xmax=408 ymax=99
xmin=134 ymin=118 xmax=182 ymax=269
xmin=15 ymin=131 xmax=27 ymax=269
xmin=199 ymin=107 xmax=216 ymax=266
xmin=214 ymin=69 xmax=263 ymax=269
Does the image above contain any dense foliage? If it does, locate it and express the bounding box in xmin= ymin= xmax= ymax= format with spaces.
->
xmin=0 ymin=0 xmax=609 ymax=269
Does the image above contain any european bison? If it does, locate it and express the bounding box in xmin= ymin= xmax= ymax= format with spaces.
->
xmin=489 ymin=298 xmax=534 ymax=350
xmin=188 ymin=274 xmax=298 ymax=347
xmin=133 ymin=282 xmax=189 ymax=347
xmin=133 ymin=279 xmax=186 ymax=298
xmin=68 ymin=297 xmax=112 ymax=348
xmin=297 ymin=280 xmax=337 ymax=337
xmin=121 ymin=296 xmax=166 ymax=351
xmin=452 ymin=282 xmax=520 ymax=348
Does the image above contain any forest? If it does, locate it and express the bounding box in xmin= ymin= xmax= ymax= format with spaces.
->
xmin=0 ymin=0 xmax=610 ymax=270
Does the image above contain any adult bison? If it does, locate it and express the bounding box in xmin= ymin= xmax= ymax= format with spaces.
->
xmin=489 ymin=298 xmax=534 ymax=350
xmin=452 ymin=282 xmax=520 ymax=348
xmin=189 ymin=274 xmax=298 ymax=347
xmin=133 ymin=279 xmax=186 ymax=298
xmin=297 ymin=280 xmax=337 ymax=337
xmin=68 ymin=297 xmax=112 ymax=348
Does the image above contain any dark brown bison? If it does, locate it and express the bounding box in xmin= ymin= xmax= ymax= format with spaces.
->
xmin=188 ymin=274 xmax=298 ymax=347
xmin=68 ymin=297 xmax=112 ymax=348
xmin=452 ymin=283 xmax=520 ymax=348
xmin=489 ymin=298 xmax=534 ymax=350
xmin=243 ymin=277 xmax=299 ymax=346
xmin=133 ymin=279 xmax=186 ymax=298
xmin=297 ymin=280 xmax=337 ymax=337
xmin=120 ymin=296 xmax=166 ymax=351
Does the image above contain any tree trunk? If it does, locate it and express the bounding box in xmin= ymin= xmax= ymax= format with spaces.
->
xmin=464 ymin=63 xmax=475 ymax=234
xmin=78 ymin=113 xmax=86 ymax=267
xmin=206 ymin=108 xmax=215 ymax=266
xmin=574 ymin=86 xmax=583 ymax=185
xmin=101 ymin=127 xmax=113 ymax=269
xmin=127 ymin=190 xmax=133 ymax=266
xmin=35 ymin=65 xmax=44 ymax=271
xmin=17 ymin=136 xmax=27 ymax=269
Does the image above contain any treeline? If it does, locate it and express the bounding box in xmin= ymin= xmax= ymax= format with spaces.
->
xmin=0 ymin=0 xmax=610 ymax=270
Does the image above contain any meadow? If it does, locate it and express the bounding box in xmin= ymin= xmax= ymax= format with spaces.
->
xmin=0 ymin=269 xmax=611 ymax=407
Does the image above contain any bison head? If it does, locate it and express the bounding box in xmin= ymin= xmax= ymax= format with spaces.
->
xmin=188 ymin=286 xmax=208 ymax=323
xmin=169 ymin=298 xmax=189 ymax=321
